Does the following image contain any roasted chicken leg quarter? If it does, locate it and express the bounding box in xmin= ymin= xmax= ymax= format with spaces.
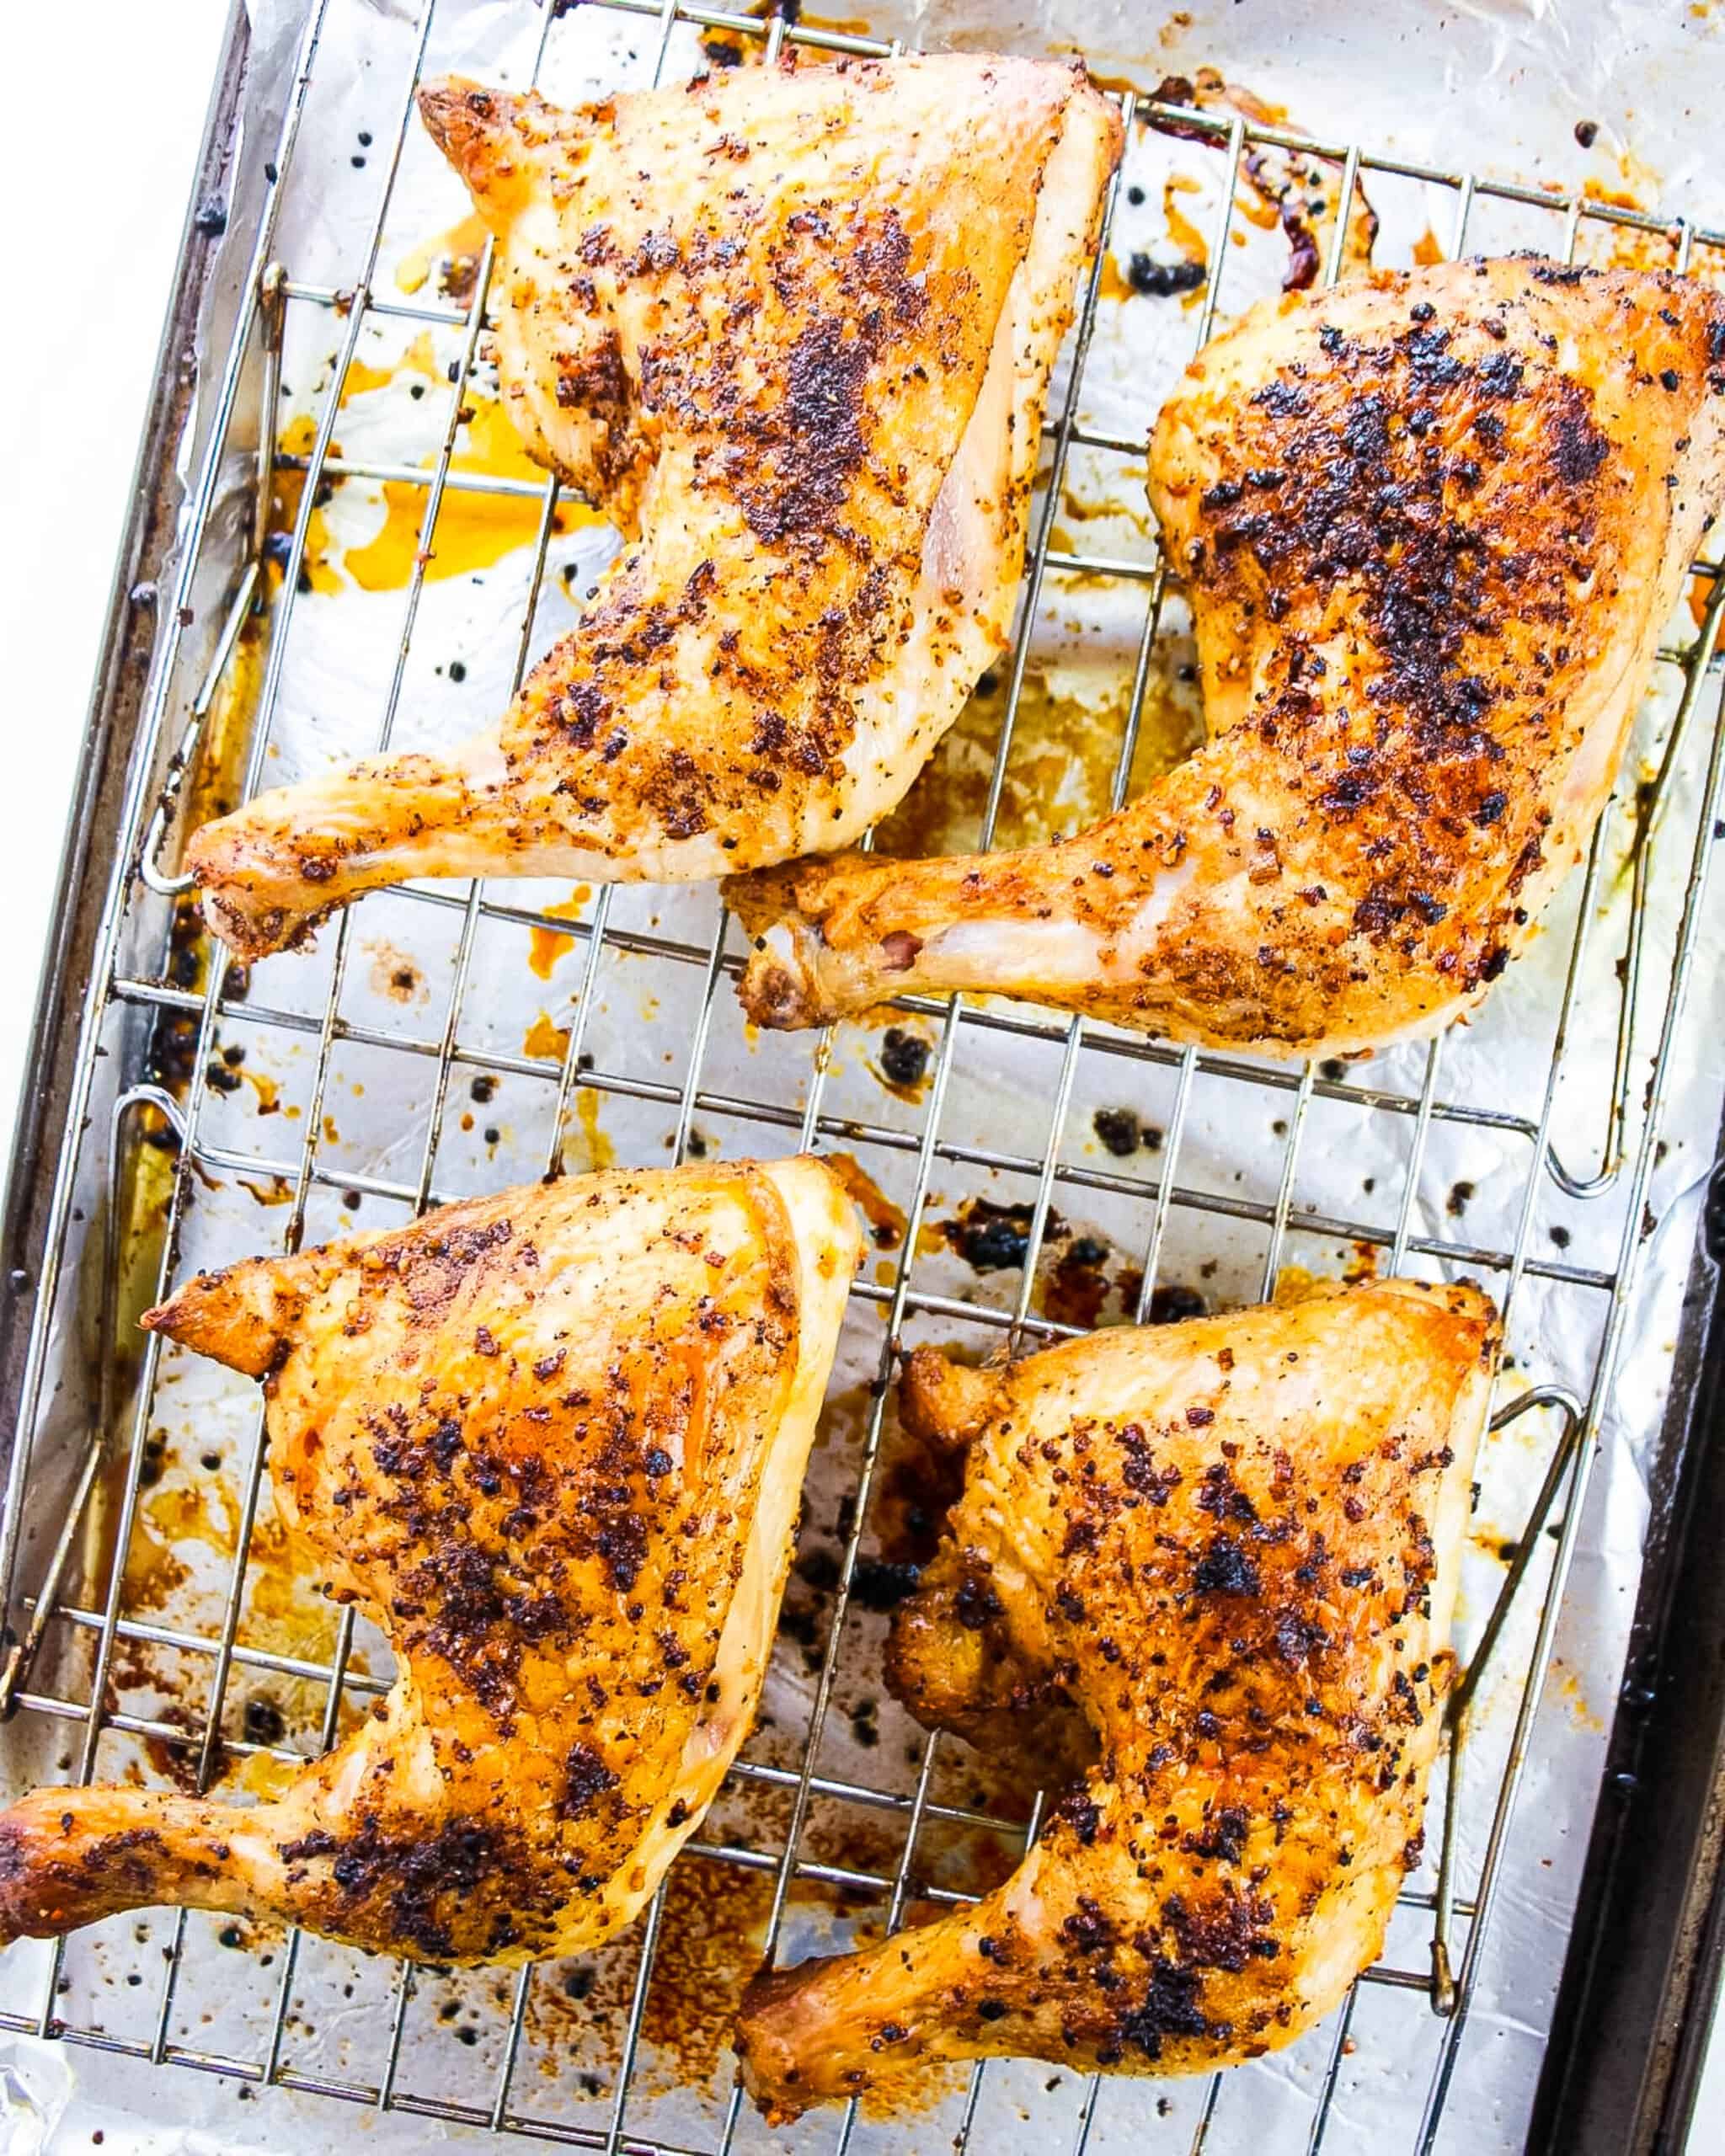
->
xmin=0 ymin=1158 xmax=860 ymax=1965
xmin=188 ymin=56 xmax=1121 ymax=958
xmin=733 ymin=258 xmax=1725 ymax=1056
xmin=734 ymin=1278 xmax=1498 ymax=2116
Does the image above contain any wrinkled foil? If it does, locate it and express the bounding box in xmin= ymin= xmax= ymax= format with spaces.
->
xmin=4 ymin=0 xmax=1725 ymax=2149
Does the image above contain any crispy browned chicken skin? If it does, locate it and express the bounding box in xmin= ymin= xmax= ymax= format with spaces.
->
xmin=734 ymin=1279 xmax=1497 ymax=2116
xmin=732 ymin=259 xmax=1725 ymax=1055
xmin=0 ymin=1160 xmax=857 ymax=1965
xmin=187 ymin=56 xmax=1120 ymax=959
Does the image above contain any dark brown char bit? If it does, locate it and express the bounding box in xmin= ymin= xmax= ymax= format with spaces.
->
xmin=553 ymin=329 xmax=635 ymax=492
xmin=1110 ymin=1959 xmax=1216 ymax=2061
xmin=561 ymin=1742 xmax=622 ymax=1821
xmin=1193 ymin=1534 xmax=1261 ymax=1597
xmin=724 ymin=209 xmax=924 ymax=548
xmin=1162 ymin=1881 xmax=1280 ymax=1970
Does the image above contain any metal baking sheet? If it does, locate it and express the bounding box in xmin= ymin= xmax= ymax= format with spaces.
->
xmin=3 ymin=2 xmax=1725 ymax=2151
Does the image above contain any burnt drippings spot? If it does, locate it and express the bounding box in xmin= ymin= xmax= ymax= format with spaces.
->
xmin=1093 ymin=1106 xmax=1145 ymax=1156
xmin=795 ymin=1545 xmax=841 ymax=1594
xmin=878 ymin=1027 xmax=929 ymax=1089
xmin=1277 ymin=200 xmax=1321 ymax=292
xmin=942 ymin=1198 xmax=1033 ymax=1273
xmin=1044 ymin=1233 xmax=1119 ymax=1332
xmin=243 ymin=1697 xmax=285 ymax=1747
xmin=1127 ymin=253 xmax=1206 ymax=299
xmin=850 ymin=1558 xmax=922 ymax=1611
xmin=1148 ymin=1283 xmax=1206 ymax=1326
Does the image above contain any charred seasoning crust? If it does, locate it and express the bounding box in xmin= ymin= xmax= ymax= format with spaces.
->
xmin=0 ymin=1820 xmax=175 ymax=1940
xmin=512 ymin=195 xmax=939 ymax=835
xmin=307 ymin=1195 xmax=795 ymax=1731
xmin=479 ymin=57 xmax=1070 ymax=846
xmin=1157 ymin=260 xmax=1725 ymax=1022
xmin=275 ymin=1816 xmax=569 ymax=1962
xmin=185 ymin=57 xmax=1121 ymax=963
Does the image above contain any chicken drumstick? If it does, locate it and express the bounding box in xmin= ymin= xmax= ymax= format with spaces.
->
xmin=735 ymin=1278 xmax=1497 ymax=2116
xmin=0 ymin=1159 xmax=858 ymax=1965
xmin=188 ymin=58 xmax=1120 ymax=959
xmin=733 ymin=259 xmax=1725 ymax=1056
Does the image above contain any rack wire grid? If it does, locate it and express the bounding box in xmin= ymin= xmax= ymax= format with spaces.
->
xmin=4 ymin=1 xmax=1725 ymax=2150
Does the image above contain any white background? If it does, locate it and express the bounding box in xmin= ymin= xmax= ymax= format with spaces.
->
xmin=0 ymin=0 xmax=232 ymax=1167
xmin=0 ymin=2 xmax=1719 ymax=2148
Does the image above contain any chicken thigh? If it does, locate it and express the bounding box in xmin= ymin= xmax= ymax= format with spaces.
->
xmin=734 ymin=1278 xmax=1497 ymax=2116
xmin=188 ymin=56 xmax=1121 ymax=959
xmin=0 ymin=1158 xmax=859 ymax=1965
xmin=733 ymin=259 xmax=1725 ymax=1056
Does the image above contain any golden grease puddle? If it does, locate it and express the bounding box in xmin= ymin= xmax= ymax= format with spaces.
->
xmin=275 ymin=331 xmax=607 ymax=596
xmin=394 ymin=211 xmax=489 ymax=299
xmin=571 ymin=1085 xmax=616 ymax=1172
xmin=527 ymin=890 xmax=590 ymax=979
xmin=525 ymin=1009 xmax=573 ymax=1064
xmin=823 ymin=1153 xmax=907 ymax=1251
xmin=879 ymin=664 xmax=1199 ymax=861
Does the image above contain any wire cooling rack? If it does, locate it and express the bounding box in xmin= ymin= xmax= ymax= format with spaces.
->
xmin=4 ymin=1 xmax=1725 ymax=2150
